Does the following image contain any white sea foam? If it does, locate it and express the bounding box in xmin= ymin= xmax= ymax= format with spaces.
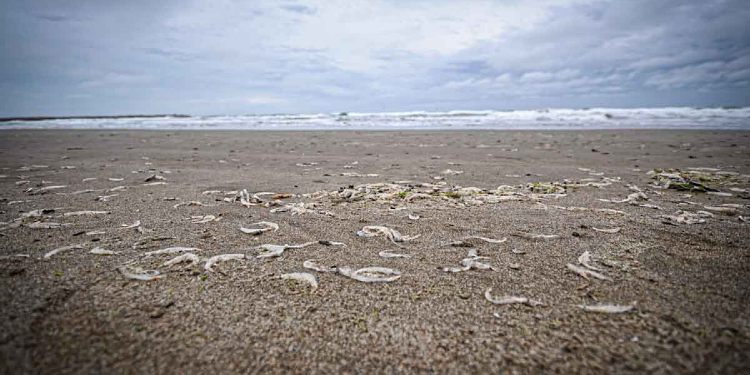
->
xmin=2 ymin=107 xmax=749 ymax=130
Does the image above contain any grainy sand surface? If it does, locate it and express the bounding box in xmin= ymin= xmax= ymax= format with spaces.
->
xmin=1 ymin=130 xmax=749 ymax=373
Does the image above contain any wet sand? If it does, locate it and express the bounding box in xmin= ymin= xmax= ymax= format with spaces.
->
xmin=1 ymin=130 xmax=749 ymax=373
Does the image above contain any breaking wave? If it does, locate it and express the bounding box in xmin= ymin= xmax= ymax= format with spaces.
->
xmin=2 ymin=107 xmax=749 ymax=130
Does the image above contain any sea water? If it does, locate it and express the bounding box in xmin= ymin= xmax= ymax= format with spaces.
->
xmin=2 ymin=107 xmax=749 ymax=130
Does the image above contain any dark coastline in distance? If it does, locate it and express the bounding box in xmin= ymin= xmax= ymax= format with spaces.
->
xmin=0 ymin=114 xmax=190 ymax=122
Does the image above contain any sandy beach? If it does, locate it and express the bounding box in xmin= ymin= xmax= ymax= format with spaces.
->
xmin=1 ymin=129 xmax=749 ymax=373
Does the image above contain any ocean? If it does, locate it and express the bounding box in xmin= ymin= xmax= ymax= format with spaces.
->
xmin=2 ymin=107 xmax=749 ymax=130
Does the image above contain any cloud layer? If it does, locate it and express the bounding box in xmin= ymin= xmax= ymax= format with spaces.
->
xmin=1 ymin=0 xmax=748 ymax=116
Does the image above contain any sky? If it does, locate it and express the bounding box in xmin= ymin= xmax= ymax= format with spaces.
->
xmin=1 ymin=0 xmax=749 ymax=116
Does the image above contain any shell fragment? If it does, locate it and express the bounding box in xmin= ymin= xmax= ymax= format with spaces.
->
xmin=338 ymin=266 xmax=401 ymax=283
xmin=119 ymin=266 xmax=162 ymax=281
xmin=579 ymin=303 xmax=635 ymax=314
xmin=44 ymin=244 xmax=85 ymax=259
xmin=240 ymin=221 xmax=279 ymax=235
xmin=485 ymin=288 xmax=544 ymax=306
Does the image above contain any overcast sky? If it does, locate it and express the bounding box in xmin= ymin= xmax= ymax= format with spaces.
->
xmin=1 ymin=0 xmax=749 ymax=116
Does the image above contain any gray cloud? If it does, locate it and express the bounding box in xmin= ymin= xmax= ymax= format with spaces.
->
xmin=281 ymin=4 xmax=316 ymax=15
xmin=0 ymin=0 xmax=748 ymax=116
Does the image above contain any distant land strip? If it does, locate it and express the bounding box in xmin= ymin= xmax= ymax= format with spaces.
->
xmin=0 ymin=114 xmax=190 ymax=122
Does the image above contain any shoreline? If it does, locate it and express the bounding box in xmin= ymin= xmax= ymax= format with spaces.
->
xmin=1 ymin=107 xmax=748 ymax=131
